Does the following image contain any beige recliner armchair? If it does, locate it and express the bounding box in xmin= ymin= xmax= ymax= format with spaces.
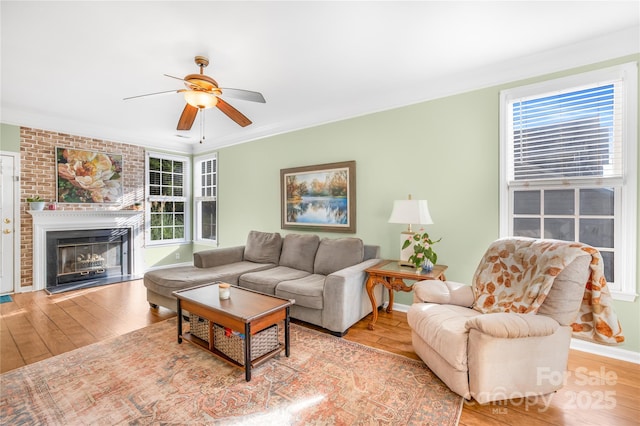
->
xmin=407 ymin=237 xmax=623 ymax=404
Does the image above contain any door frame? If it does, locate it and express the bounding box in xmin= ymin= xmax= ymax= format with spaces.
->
xmin=1 ymin=151 xmax=21 ymax=294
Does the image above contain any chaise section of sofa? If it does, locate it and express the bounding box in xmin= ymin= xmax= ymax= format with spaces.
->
xmin=144 ymin=231 xmax=282 ymax=311
xmin=143 ymin=230 xmax=383 ymax=336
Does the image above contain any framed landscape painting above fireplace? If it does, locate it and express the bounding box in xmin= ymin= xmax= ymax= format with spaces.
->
xmin=56 ymin=147 xmax=123 ymax=204
xmin=281 ymin=161 xmax=356 ymax=233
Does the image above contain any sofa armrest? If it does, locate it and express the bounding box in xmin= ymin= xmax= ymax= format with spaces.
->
xmin=321 ymin=258 xmax=382 ymax=333
xmin=465 ymin=313 xmax=560 ymax=338
xmin=193 ymin=246 xmax=245 ymax=268
xmin=413 ymin=280 xmax=474 ymax=307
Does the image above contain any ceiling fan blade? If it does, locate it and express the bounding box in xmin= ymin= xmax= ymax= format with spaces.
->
xmin=221 ymin=88 xmax=266 ymax=103
xmin=123 ymin=89 xmax=182 ymax=101
xmin=216 ymin=98 xmax=252 ymax=127
xmin=164 ymin=73 xmax=210 ymax=90
xmin=177 ymin=104 xmax=199 ymax=130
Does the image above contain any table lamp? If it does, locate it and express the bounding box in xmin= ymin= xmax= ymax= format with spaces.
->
xmin=388 ymin=195 xmax=433 ymax=266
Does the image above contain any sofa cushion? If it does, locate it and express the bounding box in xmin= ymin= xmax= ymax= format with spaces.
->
xmin=407 ymin=303 xmax=480 ymax=371
xmin=143 ymin=261 xmax=274 ymax=298
xmin=278 ymin=234 xmax=320 ymax=273
xmin=313 ymin=237 xmax=364 ymax=276
xmin=244 ymin=231 xmax=282 ymax=264
xmin=239 ymin=266 xmax=310 ymax=295
xmin=275 ymin=274 xmax=325 ymax=309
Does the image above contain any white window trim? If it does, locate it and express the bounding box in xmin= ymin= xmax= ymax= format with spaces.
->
xmin=145 ymin=151 xmax=191 ymax=246
xmin=500 ymin=62 xmax=638 ymax=301
xmin=193 ymin=152 xmax=218 ymax=246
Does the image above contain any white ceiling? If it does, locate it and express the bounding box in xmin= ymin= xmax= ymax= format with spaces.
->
xmin=2 ymin=1 xmax=639 ymax=154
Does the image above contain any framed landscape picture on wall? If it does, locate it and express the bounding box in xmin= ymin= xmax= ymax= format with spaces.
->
xmin=281 ymin=160 xmax=356 ymax=233
xmin=56 ymin=147 xmax=123 ymax=204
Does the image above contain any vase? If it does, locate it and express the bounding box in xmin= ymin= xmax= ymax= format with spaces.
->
xmin=421 ymin=260 xmax=434 ymax=273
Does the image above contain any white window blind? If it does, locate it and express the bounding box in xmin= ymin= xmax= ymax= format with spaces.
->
xmin=508 ymin=81 xmax=623 ymax=183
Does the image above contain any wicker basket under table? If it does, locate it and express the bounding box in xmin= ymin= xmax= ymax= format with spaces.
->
xmin=189 ymin=313 xmax=279 ymax=366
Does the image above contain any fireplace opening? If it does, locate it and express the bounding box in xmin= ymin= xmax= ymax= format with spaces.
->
xmin=45 ymin=228 xmax=135 ymax=293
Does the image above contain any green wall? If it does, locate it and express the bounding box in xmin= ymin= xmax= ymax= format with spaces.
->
xmin=0 ymin=123 xmax=20 ymax=152
xmin=215 ymin=55 xmax=640 ymax=354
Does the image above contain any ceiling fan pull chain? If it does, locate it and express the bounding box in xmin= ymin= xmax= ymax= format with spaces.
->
xmin=200 ymin=108 xmax=205 ymax=144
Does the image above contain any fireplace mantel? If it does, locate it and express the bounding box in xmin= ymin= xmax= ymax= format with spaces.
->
xmin=29 ymin=210 xmax=144 ymax=291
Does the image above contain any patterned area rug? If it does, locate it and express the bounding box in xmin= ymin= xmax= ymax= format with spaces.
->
xmin=0 ymin=319 xmax=462 ymax=425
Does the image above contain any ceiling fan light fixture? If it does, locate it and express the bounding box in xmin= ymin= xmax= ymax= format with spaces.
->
xmin=184 ymin=90 xmax=218 ymax=109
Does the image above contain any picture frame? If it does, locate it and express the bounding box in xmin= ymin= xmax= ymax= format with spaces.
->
xmin=56 ymin=147 xmax=123 ymax=204
xmin=281 ymin=160 xmax=356 ymax=233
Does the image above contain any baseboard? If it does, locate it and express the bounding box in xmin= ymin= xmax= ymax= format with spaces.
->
xmin=570 ymin=338 xmax=640 ymax=364
xmin=392 ymin=302 xmax=640 ymax=364
xmin=383 ymin=301 xmax=409 ymax=313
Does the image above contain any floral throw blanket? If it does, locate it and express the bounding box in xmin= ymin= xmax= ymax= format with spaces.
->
xmin=472 ymin=238 xmax=624 ymax=345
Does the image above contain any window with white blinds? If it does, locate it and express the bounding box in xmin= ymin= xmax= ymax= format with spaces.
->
xmin=500 ymin=62 xmax=638 ymax=300
xmin=509 ymin=83 xmax=623 ymax=182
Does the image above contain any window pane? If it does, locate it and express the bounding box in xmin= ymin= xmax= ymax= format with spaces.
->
xmin=200 ymin=201 xmax=217 ymax=240
xmin=162 ymin=227 xmax=173 ymax=240
xmin=162 ymin=214 xmax=174 ymax=226
xmin=580 ymin=218 xmax=614 ymax=248
xmin=150 ymin=213 xmax=162 ymax=227
xmin=514 ymin=190 xmax=540 ymax=214
xmin=544 ymin=218 xmax=575 ymax=240
xmin=514 ymin=218 xmax=540 ymax=238
xmin=149 ymin=157 xmax=160 ymax=171
xmin=150 ymin=227 xmax=162 ymax=241
xmin=580 ymin=188 xmax=614 ymax=216
xmin=149 ymin=171 xmax=160 ymax=186
xmin=173 ymin=161 xmax=183 ymax=174
xmin=544 ymin=190 xmax=574 ymax=215
xmin=175 ymin=227 xmax=184 ymax=239
xmin=600 ymin=251 xmax=614 ymax=282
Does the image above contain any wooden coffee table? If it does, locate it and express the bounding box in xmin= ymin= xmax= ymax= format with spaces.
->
xmin=365 ymin=260 xmax=447 ymax=330
xmin=173 ymin=282 xmax=294 ymax=381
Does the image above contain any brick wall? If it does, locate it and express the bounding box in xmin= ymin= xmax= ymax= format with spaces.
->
xmin=19 ymin=127 xmax=146 ymax=288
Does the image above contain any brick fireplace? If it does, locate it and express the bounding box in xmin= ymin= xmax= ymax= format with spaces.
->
xmin=19 ymin=127 xmax=146 ymax=290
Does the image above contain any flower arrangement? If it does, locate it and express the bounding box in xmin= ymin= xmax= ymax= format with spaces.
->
xmin=402 ymin=229 xmax=441 ymax=269
xmin=26 ymin=195 xmax=44 ymax=202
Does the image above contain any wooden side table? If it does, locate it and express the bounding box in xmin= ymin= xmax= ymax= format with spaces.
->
xmin=365 ymin=260 xmax=447 ymax=330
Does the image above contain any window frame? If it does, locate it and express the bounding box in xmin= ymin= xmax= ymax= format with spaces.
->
xmin=193 ymin=152 xmax=218 ymax=246
xmin=499 ymin=62 xmax=638 ymax=301
xmin=145 ymin=151 xmax=191 ymax=246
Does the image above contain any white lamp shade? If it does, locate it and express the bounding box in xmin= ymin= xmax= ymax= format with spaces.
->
xmin=388 ymin=199 xmax=433 ymax=225
xmin=184 ymin=90 xmax=218 ymax=109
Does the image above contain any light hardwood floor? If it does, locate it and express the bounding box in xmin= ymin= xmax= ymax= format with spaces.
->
xmin=1 ymin=280 xmax=638 ymax=425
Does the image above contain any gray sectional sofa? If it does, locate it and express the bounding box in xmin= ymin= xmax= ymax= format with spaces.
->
xmin=143 ymin=230 xmax=383 ymax=336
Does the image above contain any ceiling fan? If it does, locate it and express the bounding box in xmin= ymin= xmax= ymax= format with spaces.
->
xmin=124 ymin=55 xmax=265 ymax=133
